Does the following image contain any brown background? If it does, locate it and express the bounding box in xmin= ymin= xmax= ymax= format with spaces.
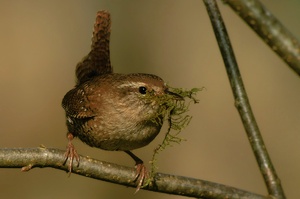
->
xmin=1 ymin=1 xmax=299 ymax=198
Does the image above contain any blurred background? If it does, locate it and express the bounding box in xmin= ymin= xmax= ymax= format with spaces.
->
xmin=0 ymin=0 xmax=299 ymax=198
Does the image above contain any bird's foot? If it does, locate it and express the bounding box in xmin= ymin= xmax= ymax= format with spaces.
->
xmin=64 ymin=132 xmax=80 ymax=174
xmin=125 ymin=150 xmax=149 ymax=193
xmin=134 ymin=162 xmax=149 ymax=193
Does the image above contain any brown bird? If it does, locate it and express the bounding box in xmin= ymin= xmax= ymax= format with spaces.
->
xmin=62 ymin=10 xmax=178 ymax=191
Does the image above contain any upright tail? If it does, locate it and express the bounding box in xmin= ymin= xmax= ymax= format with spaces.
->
xmin=76 ymin=10 xmax=112 ymax=85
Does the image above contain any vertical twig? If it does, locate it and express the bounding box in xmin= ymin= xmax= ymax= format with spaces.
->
xmin=203 ymin=0 xmax=286 ymax=198
xmin=223 ymin=0 xmax=300 ymax=76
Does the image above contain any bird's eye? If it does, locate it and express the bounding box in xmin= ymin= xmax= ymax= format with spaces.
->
xmin=139 ymin=86 xmax=147 ymax=94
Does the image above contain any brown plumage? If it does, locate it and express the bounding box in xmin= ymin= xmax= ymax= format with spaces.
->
xmin=62 ymin=73 xmax=166 ymax=151
xmin=62 ymin=10 xmax=174 ymax=192
xmin=75 ymin=11 xmax=112 ymax=85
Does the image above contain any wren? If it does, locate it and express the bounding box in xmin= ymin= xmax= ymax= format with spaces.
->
xmin=62 ymin=11 xmax=178 ymax=191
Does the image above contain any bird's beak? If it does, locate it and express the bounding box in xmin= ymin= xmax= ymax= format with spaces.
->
xmin=165 ymin=89 xmax=184 ymax=101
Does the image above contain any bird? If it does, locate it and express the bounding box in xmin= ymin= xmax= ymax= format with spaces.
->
xmin=62 ymin=10 xmax=179 ymax=191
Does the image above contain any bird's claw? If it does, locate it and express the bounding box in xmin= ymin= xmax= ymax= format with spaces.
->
xmin=134 ymin=163 xmax=149 ymax=193
xmin=64 ymin=133 xmax=80 ymax=174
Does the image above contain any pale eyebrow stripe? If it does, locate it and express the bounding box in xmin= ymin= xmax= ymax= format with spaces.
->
xmin=117 ymin=81 xmax=146 ymax=89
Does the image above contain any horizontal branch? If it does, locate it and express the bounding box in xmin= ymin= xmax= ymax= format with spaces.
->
xmin=0 ymin=147 xmax=269 ymax=199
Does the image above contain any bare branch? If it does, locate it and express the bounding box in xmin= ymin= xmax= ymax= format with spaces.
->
xmin=203 ymin=0 xmax=285 ymax=198
xmin=0 ymin=147 xmax=268 ymax=199
xmin=223 ymin=0 xmax=300 ymax=76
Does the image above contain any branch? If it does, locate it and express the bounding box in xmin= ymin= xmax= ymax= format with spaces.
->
xmin=203 ymin=0 xmax=285 ymax=198
xmin=223 ymin=0 xmax=300 ymax=76
xmin=0 ymin=147 xmax=269 ymax=199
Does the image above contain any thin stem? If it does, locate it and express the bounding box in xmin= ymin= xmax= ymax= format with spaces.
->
xmin=0 ymin=147 xmax=269 ymax=199
xmin=224 ymin=0 xmax=300 ymax=76
xmin=203 ymin=0 xmax=285 ymax=198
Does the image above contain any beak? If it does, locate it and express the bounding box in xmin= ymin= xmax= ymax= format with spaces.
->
xmin=165 ymin=89 xmax=184 ymax=101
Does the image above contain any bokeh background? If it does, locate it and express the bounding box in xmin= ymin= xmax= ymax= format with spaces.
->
xmin=1 ymin=0 xmax=300 ymax=198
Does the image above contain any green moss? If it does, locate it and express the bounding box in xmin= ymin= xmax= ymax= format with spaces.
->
xmin=144 ymin=86 xmax=204 ymax=187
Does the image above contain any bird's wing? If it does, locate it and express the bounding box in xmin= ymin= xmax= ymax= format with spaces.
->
xmin=62 ymin=85 xmax=100 ymax=119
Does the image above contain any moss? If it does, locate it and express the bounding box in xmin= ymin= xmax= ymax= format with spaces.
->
xmin=144 ymin=86 xmax=204 ymax=187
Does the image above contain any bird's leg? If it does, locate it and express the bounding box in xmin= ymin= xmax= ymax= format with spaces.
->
xmin=125 ymin=150 xmax=148 ymax=193
xmin=64 ymin=132 xmax=80 ymax=174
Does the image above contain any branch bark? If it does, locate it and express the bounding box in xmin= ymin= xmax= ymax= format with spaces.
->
xmin=223 ymin=0 xmax=300 ymax=76
xmin=203 ymin=0 xmax=285 ymax=198
xmin=0 ymin=147 xmax=268 ymax=199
